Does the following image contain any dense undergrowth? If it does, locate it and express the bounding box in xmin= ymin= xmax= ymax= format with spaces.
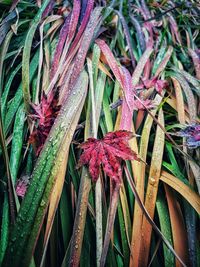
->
xmin=0 ymin=1 xmax=200 ymax=267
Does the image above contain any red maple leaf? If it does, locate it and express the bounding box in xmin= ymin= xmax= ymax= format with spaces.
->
xmin=78 ymin=130 xmax=139 ymax=184
xmin=29 ymin=91 xmax=60 ymax=155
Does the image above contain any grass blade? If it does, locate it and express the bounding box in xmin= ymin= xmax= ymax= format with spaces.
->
xmin=164 ymin=185 xmax=189 ymax=266
xmin=125 ymin=165 xmax=187 ymax=267
xmin=129 ymin=94 xmax=163 ymax=267
xmin=22 ymin=0 xmax=51 ymax=113
xmin=140 ymin=108 xmax=165 ymax=266
xmin=160 ymin=171 xmax=200 ymax=214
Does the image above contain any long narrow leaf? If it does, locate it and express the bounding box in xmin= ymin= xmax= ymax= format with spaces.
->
xmin=2 ymin=71 xmax=88 ymax=267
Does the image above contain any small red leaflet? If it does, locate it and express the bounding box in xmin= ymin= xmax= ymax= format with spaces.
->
xmin=15 ymin=175 xmax=30 ymax=198
xmin=143 ymin=76 xmax=168 ymax=94
xmin=29 ymin=91 xmax=60 ymax=155
xmin=78 ymin=130 xmax=139 ymax=184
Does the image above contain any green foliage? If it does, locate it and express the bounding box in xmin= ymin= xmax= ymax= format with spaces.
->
xmin=0 ymin=1 xmax=199 ymax=267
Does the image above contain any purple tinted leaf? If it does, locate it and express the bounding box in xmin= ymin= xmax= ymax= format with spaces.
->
xmin=140 ymin=0 xmax=151 ymax=20
xmin=129 ymin=14 xmax=146 ymax=53
xmin=189 ymin=48 xmax=200 ymax=79
xmin=66 ymin=0 xmax=94 ymax=60
xmin=77 ymin=0 xmax=94 ymax=36
xmin=10 ymin=0 xmax=20 ymax=11
xmin=187 ymin=138 xmax=200 ymax=148
xmin=51 ymin=14 xmax=71 ymax=78
xmin=143 ymin=21 xmax=154 ymax=46
xmin=51 ymin=0 xmax=81 ymax=78
xmin=115 ymin=11 xmax=136 ymax=68
xmin=67 ymin=0 xmax=81 ymax=42
xmin=80 ymin=0 xmax=88 ymax=21
xmin=181 ymin=124 xmax=200 ymax=137
xmin=178 ymin=124 xmax=200 ymax=148
xmin=168 ymin=14 xmax=182 ymax=46
xmin=67 ymin=7 xmax=102 ymax=91
xmin=138 ymin=0 xmax=155 ymax=45
xmin=120 ymin=67 xmax=134 ymax=130
xmin=42 ymin=0 xmax=54 ymax=19
xmin=55 ymin=0 xmax=94 ymax=91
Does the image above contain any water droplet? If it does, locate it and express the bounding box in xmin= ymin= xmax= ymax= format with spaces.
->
xmin=40 ymin=200 xmax=46 ymax=207
xmin=149 ymin=177 xmax=156 ymax=186
xmin=60 ymin=121 xmax=66 ymax=128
